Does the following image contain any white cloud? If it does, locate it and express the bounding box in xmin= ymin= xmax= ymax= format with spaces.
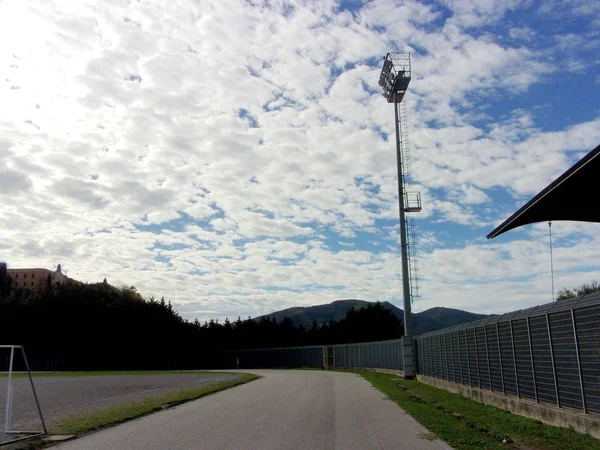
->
xmin=509 ymin=27 xmax=536 ymax=41
xmin=440 ymin=0 xmax=526 ymax=27
xmin=1 ymin=0 xmax=599 ymax=325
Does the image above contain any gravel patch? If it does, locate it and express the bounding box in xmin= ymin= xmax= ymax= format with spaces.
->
xmin=0 ymin=372 xmax=242 ymax=444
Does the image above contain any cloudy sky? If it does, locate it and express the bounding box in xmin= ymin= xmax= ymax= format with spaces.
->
xmin=2 ymin=0 xmax=600 ymax=323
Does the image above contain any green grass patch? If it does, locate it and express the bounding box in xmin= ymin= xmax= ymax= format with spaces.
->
xmin=51 ymin=373 xmax=259 ymax=436
xmin=361 ymin=371 xmax=600 ymax=450
xmin=0 ymin=370 xmax=215 ymax=378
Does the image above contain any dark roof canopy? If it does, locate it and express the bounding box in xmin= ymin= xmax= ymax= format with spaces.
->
xmin=487 ymin=143 xmax=600 ymax=239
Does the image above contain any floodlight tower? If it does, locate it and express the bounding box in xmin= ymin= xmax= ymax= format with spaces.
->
xmin=379 ymin=53 xmax=421 ymax=379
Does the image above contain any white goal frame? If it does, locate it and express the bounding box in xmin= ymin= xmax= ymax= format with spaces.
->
xmin=1 ymin=345 xmax=47 ymax=446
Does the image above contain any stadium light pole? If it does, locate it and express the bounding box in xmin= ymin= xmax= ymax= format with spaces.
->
xmin=379 ymin=53 xmax=417 ymax=379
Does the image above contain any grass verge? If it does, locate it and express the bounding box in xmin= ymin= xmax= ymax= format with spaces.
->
xmin=50 ymin=373 xmax=259 ymax=436
xmin=361 ymin=371 xmax=600 ymax=450
xmin=0 ymin=370 xmax=216 ymax=378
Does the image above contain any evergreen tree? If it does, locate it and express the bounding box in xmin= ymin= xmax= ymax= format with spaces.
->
xmin=0 ymin=262 xmax=12 ymax=299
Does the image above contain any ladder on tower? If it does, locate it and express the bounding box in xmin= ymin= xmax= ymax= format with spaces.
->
xmin=406 ymin=217 xmax=420 ymax=302
xmin=397 ymin=98 xmax=421 ymax=303
xmin=398 ymin=101 xmax=421 ymax=212
xmin=398 ymin=101 xmax=412 ymax=187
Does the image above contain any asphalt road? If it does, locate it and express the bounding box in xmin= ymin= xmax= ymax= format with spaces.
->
xmin=0 ymin=372 xmax=241 ymax=437
xmin=56 ymin=370 xmax=451 ymax=450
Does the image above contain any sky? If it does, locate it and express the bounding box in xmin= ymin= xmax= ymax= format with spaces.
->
xmin=1 ymin=0 xmax=600 ymax=324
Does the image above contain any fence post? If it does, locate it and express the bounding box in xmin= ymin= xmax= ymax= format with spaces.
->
xmin=383 ymin=342 xmax=387 ymax=369
xmin=427 ymin=336 xmax=433 ymax=376
xmin=383 ymin=344 xmax=388 ymax=366
xmin=347 ymin=346 xmax=350 ymax=368
xmin=464 ymin=329 xmax=471 ymax=386
xmin=546 ymin=313 xmax=560 ymax=407
xmin=333 ymin=345 xmax=337 ymax=369
xmin=496 ymin=323 xmax=505 ymax=394
xmin=369 ymin=345 xmax=376 ymax=367
xmin=571 ymin=308 xmax=587 ymax=413
xmin=509 ymin=320 xmax=520 ymax=398
xmin=433 ymin=336 xmax=438 ymax=378
xmin=445 ymin=333 xmax=450 ymax=380
xmin=430 ymin=336 xmax=433 ymax=376
xmin=423 ymin=338 xmax=427 ymax=375
xmin=484 ymin=325 xmax=492 ymax=391
xmin=456 ymin=331 xmax=464 ymax=384
xmin=448 ymin=331 xmax=456 ymax=383
xmin=438 ymin=335 xmax=442 ymax=379
xmin=440 ymin=333 xmax=448 ymax=379
xmin=448 ymin=333 xmax=455 ymax=382
xmin=402 ymin=337 xmax=405 ymax=373
xmin=433 ymin=336 xmax=437 ymax=378
xmin=474 ymin=328 xmax=481 ymax=389
xmin=412 ymin=339 xmax=418 ymax=373
xmin=526 ymin=317 xmax=538 ymax=403
xmin=387 ymin=341 xmax=391 ymax=369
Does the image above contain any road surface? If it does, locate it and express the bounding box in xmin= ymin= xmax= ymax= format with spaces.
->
xmin=56 ymin=370 xmax=451 ymax=450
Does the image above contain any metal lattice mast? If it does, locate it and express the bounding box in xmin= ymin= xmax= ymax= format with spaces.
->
xmin=379 ymin=53 xmax=422 ymax=378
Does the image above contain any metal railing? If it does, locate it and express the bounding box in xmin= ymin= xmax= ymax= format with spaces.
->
xmin=414 ymin=293 xmax=600 ymax=414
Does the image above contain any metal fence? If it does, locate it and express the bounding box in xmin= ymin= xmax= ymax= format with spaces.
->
xmin=230 ymin=293 xmax=600 ymax=416
xmin=332 ymin=339 xmax=403 ymax=370
xmin=232 ymin=345 xmax=323 ymax=369
xmin=414 ymin=293 xmax=600 ymax=414
xmin=232 ymin=338 xmax=404 ymax=372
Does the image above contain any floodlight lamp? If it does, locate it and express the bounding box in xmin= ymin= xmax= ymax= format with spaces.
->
xmin=379 ymin=53 xmax=411 ymax=103
xmin=382 ymin=59 xmax=393 ymax=75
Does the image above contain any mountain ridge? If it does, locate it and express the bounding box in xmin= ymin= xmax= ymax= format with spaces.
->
xmin=254 ymin=299 xmax=490 ymax=335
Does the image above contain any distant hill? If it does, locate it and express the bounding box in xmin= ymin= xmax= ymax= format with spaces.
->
xmin=255 ymin=300 xmax=490 ymax=335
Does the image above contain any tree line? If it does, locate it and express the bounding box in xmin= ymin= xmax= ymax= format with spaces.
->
xmin=0 ymin=263 xmax=403 ymax=370
xmin=557 ymin=280 xmax=600 ymax=301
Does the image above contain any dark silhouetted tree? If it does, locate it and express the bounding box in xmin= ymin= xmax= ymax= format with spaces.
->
xmin=0 ymin=262 xmax=12 ymax=299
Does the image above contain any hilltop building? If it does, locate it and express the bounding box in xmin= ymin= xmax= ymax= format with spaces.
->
xmin=7 ymin=264 xmax=72 ymax=288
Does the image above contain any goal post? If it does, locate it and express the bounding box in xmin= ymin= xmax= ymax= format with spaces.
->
xmin=1 ymin=345 xmax=47 ymax=446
